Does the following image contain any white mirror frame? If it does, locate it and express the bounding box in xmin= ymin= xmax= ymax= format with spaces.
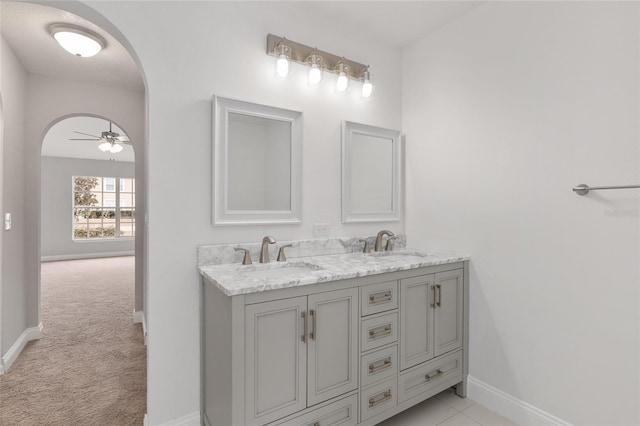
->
xmin=213 ymin=95 xmax=302 ymax=225
xmin=342 ymin=121 xmax=401 ymax=223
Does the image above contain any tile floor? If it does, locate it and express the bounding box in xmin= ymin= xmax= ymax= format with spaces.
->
xmin=377 ymin=388 xmax=516 ymax=426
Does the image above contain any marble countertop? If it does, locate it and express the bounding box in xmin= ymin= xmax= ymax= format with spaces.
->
xmin=199 ymin=249 xmax=469 ymax=296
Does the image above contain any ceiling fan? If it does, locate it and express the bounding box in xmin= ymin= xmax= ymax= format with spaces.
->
xmin=70 ymin=121 xmax=131 ymax=154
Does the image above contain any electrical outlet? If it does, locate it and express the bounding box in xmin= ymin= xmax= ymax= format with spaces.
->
xmin=4 ymin=213 xmax=11 ymax=231
xmin=313 ymin=223 xmax=331 ymax=237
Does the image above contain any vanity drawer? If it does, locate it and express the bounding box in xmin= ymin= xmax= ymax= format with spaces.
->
xmin=361 ymin=280 xmax=398 ymax=317
xmin=360 ymin=345 xmax=397 ymax=389
xmin=360 ymin=377 xmax=397 ymax=422
xmin=274 ymin=394 xmax=357 ymax=426
xmin=361 ymin=312 xmax=398 ymax=353
xmin=398 ymin=350 xmax=463 ymax=403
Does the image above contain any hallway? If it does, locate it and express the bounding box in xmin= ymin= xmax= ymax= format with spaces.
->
xmin=0 ymin=256 xmax=146 ymax=425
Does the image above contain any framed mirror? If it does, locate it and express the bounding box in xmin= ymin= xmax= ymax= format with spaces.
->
xmin=213 ymin=96 xmax=302 ymax=225
xmin=342 ymin=121 xmax=401 ymax=223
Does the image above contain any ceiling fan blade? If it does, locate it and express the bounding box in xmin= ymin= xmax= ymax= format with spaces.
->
xmin=74 ymin=130 xmax=101 ymax=138
xmin=69 ymin=138 xmax=100 ymax=141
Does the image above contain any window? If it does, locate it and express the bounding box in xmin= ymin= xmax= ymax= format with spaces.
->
xmin=73 ymin=176 xmax=135 ymax=239
xmin=104 ymin=177 xmax=116 ymax=192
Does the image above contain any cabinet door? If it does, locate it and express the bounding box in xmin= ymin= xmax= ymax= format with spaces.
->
xmin=400 ymin=274 xmax=435 ymax=371
xmin=434 ymin=269 xmax=464 ymax=357
xmin=245 ymin=297 xmax=307 ymax=426
xmin=307 ymin=288 xmax=359 ymax=406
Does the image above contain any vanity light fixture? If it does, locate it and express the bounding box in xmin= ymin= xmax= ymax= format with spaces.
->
xmin=306 ymin=51 xmax=323 ymax=86
xmin=266 ymin=34 xmax=373 ymax=98
xmin=274 ymin=39 xmax=292 ymax=79
xmin=50 ymin=24 xmax=105 ymax=58
xmin=361 ymin=67 xmax=373 ymax=99
xmin=335 ymin=61 xmax=350 ymax=93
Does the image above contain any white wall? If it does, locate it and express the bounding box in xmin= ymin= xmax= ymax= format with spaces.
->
xmin=40 ymin=157 xmax=135 ymax=260
xmin=0 ymin=35 xmax=29 ymax=361
xmin=81 ymin=2 xmax=403 ymax=423
xmin=403 ymin=2 xmax=639 ymax=424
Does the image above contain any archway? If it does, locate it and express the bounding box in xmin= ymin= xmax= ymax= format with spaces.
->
xmin=0 ymin=0 xmax=149 ymax=421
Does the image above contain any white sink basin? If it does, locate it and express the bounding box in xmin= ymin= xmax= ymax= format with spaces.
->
xmin=241 ymin=263 xmax=322 ymax=278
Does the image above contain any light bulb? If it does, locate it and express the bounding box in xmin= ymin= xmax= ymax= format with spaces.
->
xmin=362 ymin=79 xmax=373 ymax=98
xmin=276 ymin=54 xmax=290 ymax=78
xmin=309 ymin=64 xmax=322 ymax=85
xmin=98 ymin=141 xmax=112 ymax=152
xmin=110 ymin=143 xmax=123 ymax=153
xmin=336 ymin=72 xmax=349 ymax=92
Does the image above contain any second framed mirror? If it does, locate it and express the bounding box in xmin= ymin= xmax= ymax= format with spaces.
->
xmin=342 ymin=121 xmax=401 ymax=223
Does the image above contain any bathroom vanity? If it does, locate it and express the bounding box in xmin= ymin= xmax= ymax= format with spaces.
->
xmin=199 ymin=239 xmax=469 ymax=426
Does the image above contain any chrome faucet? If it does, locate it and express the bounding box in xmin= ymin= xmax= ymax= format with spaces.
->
xmin=260 ymin=236 xmax=276 ymax=263
xmin=374 ymin=230 xmax=395 ymax=252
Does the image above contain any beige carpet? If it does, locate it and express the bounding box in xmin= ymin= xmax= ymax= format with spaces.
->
xmin=0 ymin=256 xmax=146 ymax=425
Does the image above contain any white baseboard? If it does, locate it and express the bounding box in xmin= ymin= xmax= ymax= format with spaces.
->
xmin=153 ymin=411 xmax=200 ymax=426
xmin=468 ymin=375 xmax=572 ymax=426
xmin=133 ymin=310 xmax=148 ymax=346
xmin=41 ymin=251 xmax=134 ymax=262
xmin=133 ymin=310 xmax=144 ymax=324
xmin=1 ymin=322 xmax=43 ymax=374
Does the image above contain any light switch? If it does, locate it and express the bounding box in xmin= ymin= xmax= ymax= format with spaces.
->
xmin=4 ymin=213 xmax=11 ymax=230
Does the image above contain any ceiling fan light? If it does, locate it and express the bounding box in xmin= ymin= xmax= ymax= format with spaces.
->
xmin=110 ymin=143 xmax=123 ymax=153
xmin=50 ymin=24 xmax=105 ymax=58
xmin=98 ymin=141 xmax=112 ymax=152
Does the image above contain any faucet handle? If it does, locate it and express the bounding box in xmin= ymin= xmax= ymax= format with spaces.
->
xmin=234 ymin=247 xmax=252 ymax=265
xmin=277 ymin=244 xmax=293 ymax=262
xmin=359 ymin=239 xmax=372 ymax=253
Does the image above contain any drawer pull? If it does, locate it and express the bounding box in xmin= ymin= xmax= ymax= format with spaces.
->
xmin=368 ymin=390 xmax=392 ymax=408
xmin=301 ymin=311 xmax=307 ymax=343
xmin=425 ymin=369 xmax=444 ymax=382
xmin=310 ymin=309 xmax=316 ymax=340
xmin=369 ymin=291 xmax=392 ymax=304
xmin=431 ymin=285 xmax=436 ymax=308
xmin=369 ymin=324 xmax=392 ymax=339
xmin=368 ymin=357 xmax=392 ymax=374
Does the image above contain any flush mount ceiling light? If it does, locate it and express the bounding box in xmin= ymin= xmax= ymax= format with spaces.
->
xmin=49 ymin=24 xmax=105 ymax=57
xmin=267 ymin=34 xmax=372 ymax=97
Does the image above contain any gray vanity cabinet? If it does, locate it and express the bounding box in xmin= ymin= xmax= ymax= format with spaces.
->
xmin=202 ymin=260 xmax=468 ymax=426
xmin=400 ymin=269 xmax=463 ymax=371
xmin=244 ymin=288 xmax=359 ymax=426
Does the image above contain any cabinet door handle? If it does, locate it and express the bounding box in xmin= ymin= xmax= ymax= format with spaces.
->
xmin=368 ymin=357 xmax=392 ymax=374
xmin=369 ymin=291 xmax=392 ymax=304
xmin=310 ymin=309 xmax=316 ymax=340
xmin=436 ymin=284 xmax=442 ymax=307
xmin=368 ymin=390 xmax=392 ymax=408
xmin=301 ymin=311 xmax=308 ymax=343
xmin=431 ymin=285 xmax=436 ymax=308
xmin=369 ymin=324 xmax=392 ymax=339
xmin=425 ymin=369 xmax=444 ymax=382
xmin=313 ymin=422 xmax=320 ymax=426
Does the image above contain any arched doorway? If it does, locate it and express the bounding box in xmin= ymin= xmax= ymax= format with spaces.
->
xmin=0 ymin=0 xmax=149 ymax=422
